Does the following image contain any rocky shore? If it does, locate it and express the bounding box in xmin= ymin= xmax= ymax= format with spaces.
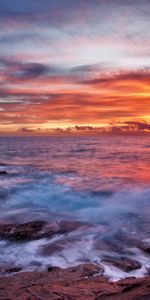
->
xmin=0 ymin=264 xmax=150 ymax=300
xmin=0 ymin=220 xmax=150 ymax=299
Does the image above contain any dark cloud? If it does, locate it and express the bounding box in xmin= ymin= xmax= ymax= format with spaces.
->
xmin=0 ymin=57 xmax=66 ymax=82
xmin=16 ymin=63 xmax=49 ymax=79
xmin=55 ymin=121 xmax=150 ymax=133
xmin=109 ymin=121 xmax=150 ymax=133
xmin=0 ymin=0 xmax=148 ymax=15
xmin=82 ymin=70 xmax=150 ymax=86
xmin=125 ymin=121 xmax=150 ymax=131
xmin=53 ymin=125 xmax=106 ymax=133
xmin=74 ymin=125 xmax=100 ymax=131
xmin=2 ymin=58 xmax=149 ymax=88
xmin=0 ymin=0 xmax=149 ymax=30
xmin=71 ymin=63 xmax=107 ymax=73
xmin=52 ymin=121 xmax=150 ymax=134
xmin=20 ymin=127 xmax=34 ymax=132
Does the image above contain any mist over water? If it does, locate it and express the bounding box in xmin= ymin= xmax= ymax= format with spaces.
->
xmin=0 ymin=135 xmax=150 ymax=280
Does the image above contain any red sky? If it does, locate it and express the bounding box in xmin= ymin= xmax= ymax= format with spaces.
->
xmin=0 ymin=0 xmax=150 ymax=134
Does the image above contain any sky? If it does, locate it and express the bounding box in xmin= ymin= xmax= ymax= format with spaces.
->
xmin=0 ymin=0 xmax=150 ymax=134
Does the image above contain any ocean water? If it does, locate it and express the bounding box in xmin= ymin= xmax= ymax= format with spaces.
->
xmin=0 ymin=135 xmax=150 ymax=280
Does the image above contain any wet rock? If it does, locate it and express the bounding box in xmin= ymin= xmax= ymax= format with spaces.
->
xmin=139 ymin=242 xmax=150 ymax=254
xmin=95 ymin=238 xmax=121 ymax=253
xmin=57 ymin=220 xmax=88 ymax=233
xmin=0 ymin=220 xmax=88 ymax=241
xmin=6 ymin=267 xmax=22 ymax=273
xmin=0 ymin=265 xmax=22 ymax=274
xmin=35 ymin=219 xmax=89 ymax=240
xmin=114 ymin=231 xmax=150 ymax=255
xmin=40 ymin=243 xmax=63 ymax=256
xmin=117 ymin=277 xmax=150 ymax=299
xmin=96 ymin=235 xmax=126 ymax=253
xmin=47 ymin=266 xmax=61 ymax=272
xmin=71 ymin=263 xmax=104 ymax=277
xmin=0 ymin=220 xmax=47 ymax=240
xmin=114 ymin=230 xmax=141 ymax=247
xmin=0 ymin=170 xmax=8 ymax=175
xmin=47 ymin=263 xmax=104 ymax=277
xmin=102 ymin=255 xmax=141 ymax=272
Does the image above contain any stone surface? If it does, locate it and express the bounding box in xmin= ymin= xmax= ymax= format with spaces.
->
xmin=139 ymin=242 xmax=150 ymax=254
xmin=0 ymin=264 xmax=150 ymax=299
xmin=0 ymin=265 xmax=22 ymax=274
xmin=102 ymin=256 xmax=141 ymax=272
xmin=0 ymin=220 xmax=87 ymax=241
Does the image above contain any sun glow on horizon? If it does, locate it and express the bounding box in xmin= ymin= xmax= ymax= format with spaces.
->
xmin=0 ymin=1 xmax=150 ymax=134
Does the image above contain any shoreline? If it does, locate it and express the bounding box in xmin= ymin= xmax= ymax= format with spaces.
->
xmin=0 ymin=219 xmax=150 ymax=284
xmin=0 ymin=264 xmax=150 ymax=299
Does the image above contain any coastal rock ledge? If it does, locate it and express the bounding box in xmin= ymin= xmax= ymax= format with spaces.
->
xmin=0 ymin=264 xmax=150 ymax=300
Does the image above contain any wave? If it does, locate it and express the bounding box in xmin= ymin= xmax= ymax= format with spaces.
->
xmin=0 ymin=136 xmax=150 ymax=280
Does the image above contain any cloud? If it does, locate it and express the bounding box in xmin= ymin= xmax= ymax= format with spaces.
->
xmin=74 ymin=125 xmax=101 ymax=131
xmin=71 ymin=62 xmax=108 ymax=73
xmin=0 ymin=85 xmax=149 ymax=128
xmin=0 ymin=0 xmax=149 ymax=46
xmin=15 ymin=63 xmax=49 ymax=79
xmin=19 ymin=127 xmax=34 ymax=132
xmin=50 ymin=121 xmax=150 ymax=134
xmin=82 ymin=70 xmax=150 ymax=86
xmin=125 ymin=121 xmax=150 ymax=131
xmin=0 ymin=58 xmax=58 ymax=80
xmin=108 ymin=121 xmax=150 ymax=133
xmin=0 ymin=1 xmax=149 ymax=133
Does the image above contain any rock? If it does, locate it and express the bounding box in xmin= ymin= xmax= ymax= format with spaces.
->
xmin=114 ymin=231 xmax=150 ymax=255
xmin=95 ymin=234 xmax=134 ymax=255
xmin=5 ymin=267 xmax=22 ymax=273
xmin=57 ymin=220 xmax=89 ymax=233
xmin=0 ymin=220 xmax=88 ymax=241
xmin=102 ymin=255 xmax=141 ymax=272
xmin=0 ymin=170 xmax=8 ymax=175
xmin=139 ymin=242 xmax=150 ymax=254
xmin=0 ymin=265 xmax=22 ymax=274
xmin=49 ymin=263 xmax=103 ymax=277
xmin=114 ymin=230 xmax=140 ymax=247
xmin=47 ymin=266 xmax=61 ymax=272
xmin=0 ymin=265 xmax=150 ymax=300
xmin=39 ymin=219 xmax=87 ymax=238
xmin=40 ymin=243 xmax=63 ymax=256
xmin=0 ymin=220 xmax=47 ymax=240
xmin=74 ymin=263 xmax=104 ymax=277
xmin=63 ymin=263 xmax=104 ymax=278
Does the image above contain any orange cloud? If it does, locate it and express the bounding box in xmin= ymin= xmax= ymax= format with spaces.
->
xmin=0 ymin=68 xmax=150 ymax=134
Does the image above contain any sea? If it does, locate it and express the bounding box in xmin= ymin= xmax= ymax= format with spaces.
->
xmin=0 ymin=135 xmax=150 ymax=280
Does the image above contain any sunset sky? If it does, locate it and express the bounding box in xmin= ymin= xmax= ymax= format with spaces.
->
xmin=0 ymin=0 xmax=150 ymax=134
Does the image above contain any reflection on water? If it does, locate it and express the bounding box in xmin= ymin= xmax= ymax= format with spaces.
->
xmin=0 ymin=135 xmax=150 ymax=280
